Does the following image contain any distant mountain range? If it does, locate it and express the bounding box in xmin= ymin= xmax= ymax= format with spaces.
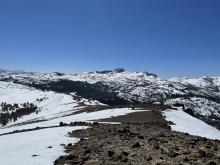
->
xmin=0 ymin=68 xmax=220 ymax=129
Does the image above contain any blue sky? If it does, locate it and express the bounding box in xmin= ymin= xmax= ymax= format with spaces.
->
xmin=0 ymin=0 xmax=219 ymax=78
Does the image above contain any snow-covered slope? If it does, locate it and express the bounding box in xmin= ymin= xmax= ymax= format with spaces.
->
xmin=0 ymin=81 xmax=76 ymax=126
xmin=0 ymin=81 xmax=77 ymax=115
xmin=0 ymin=126 xmax=88 ymax=165
xmin=164 ymin=109 xmax=220 ymax=140
xmin=169 ymin=76 xmax=220 ymax=91
xmin=0 ymin=81 xmax=105 ymax=127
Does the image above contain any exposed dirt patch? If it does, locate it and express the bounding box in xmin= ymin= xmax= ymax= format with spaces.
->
xmin=71 ymin=105 xmax=110 ymax=115
xmin=100 ymin=110 xmax=168 ymax=126
xmin=71 ymin=104 xmax=170 ymax=116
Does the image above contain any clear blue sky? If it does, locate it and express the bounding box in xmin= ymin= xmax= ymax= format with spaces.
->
xmin=0 ymin=0 xmax=219 ymax=78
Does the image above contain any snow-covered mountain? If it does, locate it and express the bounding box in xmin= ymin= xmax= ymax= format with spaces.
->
xmin=169 ymin=76 xmax=220 ymax=91
xmin=0 ymin=68 xmax=220 ymax=165
xmin=0 ymin=68 xmax=220 ymax=129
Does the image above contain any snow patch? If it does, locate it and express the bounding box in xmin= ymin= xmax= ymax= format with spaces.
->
xmin=0 ymin=126 xmax=88 ymax=165
xmin=164 ymin=109 xmax=220 ymax=140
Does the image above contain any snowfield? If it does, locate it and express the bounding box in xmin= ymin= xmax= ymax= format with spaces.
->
xmin=0 ymin=126 xmax=88 ymax=165
xmin=169 ymin=76 xmax=220 ymax=91
xmin=164 ymin=109 xmax=220 ymax=140
xmin=0 ymin=81 xmax=77 ymax=122
xmin=167 ymin=97 xmax=220 ymax=117
xmin=0 ymin=81 xmax=104 ymax=127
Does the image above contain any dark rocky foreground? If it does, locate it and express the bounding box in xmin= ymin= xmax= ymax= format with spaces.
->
xmin=55 ymin=122 xmax=220 ymax=165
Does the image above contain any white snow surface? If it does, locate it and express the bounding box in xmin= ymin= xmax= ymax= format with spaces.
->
xmin=164 ymin=109 xmax=220 ymax=140
xmin=0 ymin=81 xmax=103 ymax=126
xmin=0 ymin=126 xmax=88 ymax=165
xmin=169 ymin=76 xmax=220 ymax=89
xmin=167 ymin=97 xmax=220 ymax=117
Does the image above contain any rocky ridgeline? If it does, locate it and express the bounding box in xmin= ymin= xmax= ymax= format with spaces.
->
xmin=55 ymin=123 xmax=220 ymax=165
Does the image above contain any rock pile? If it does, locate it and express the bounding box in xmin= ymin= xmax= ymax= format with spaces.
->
xmin=55 ymin=123 xmax=220 ymax=165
